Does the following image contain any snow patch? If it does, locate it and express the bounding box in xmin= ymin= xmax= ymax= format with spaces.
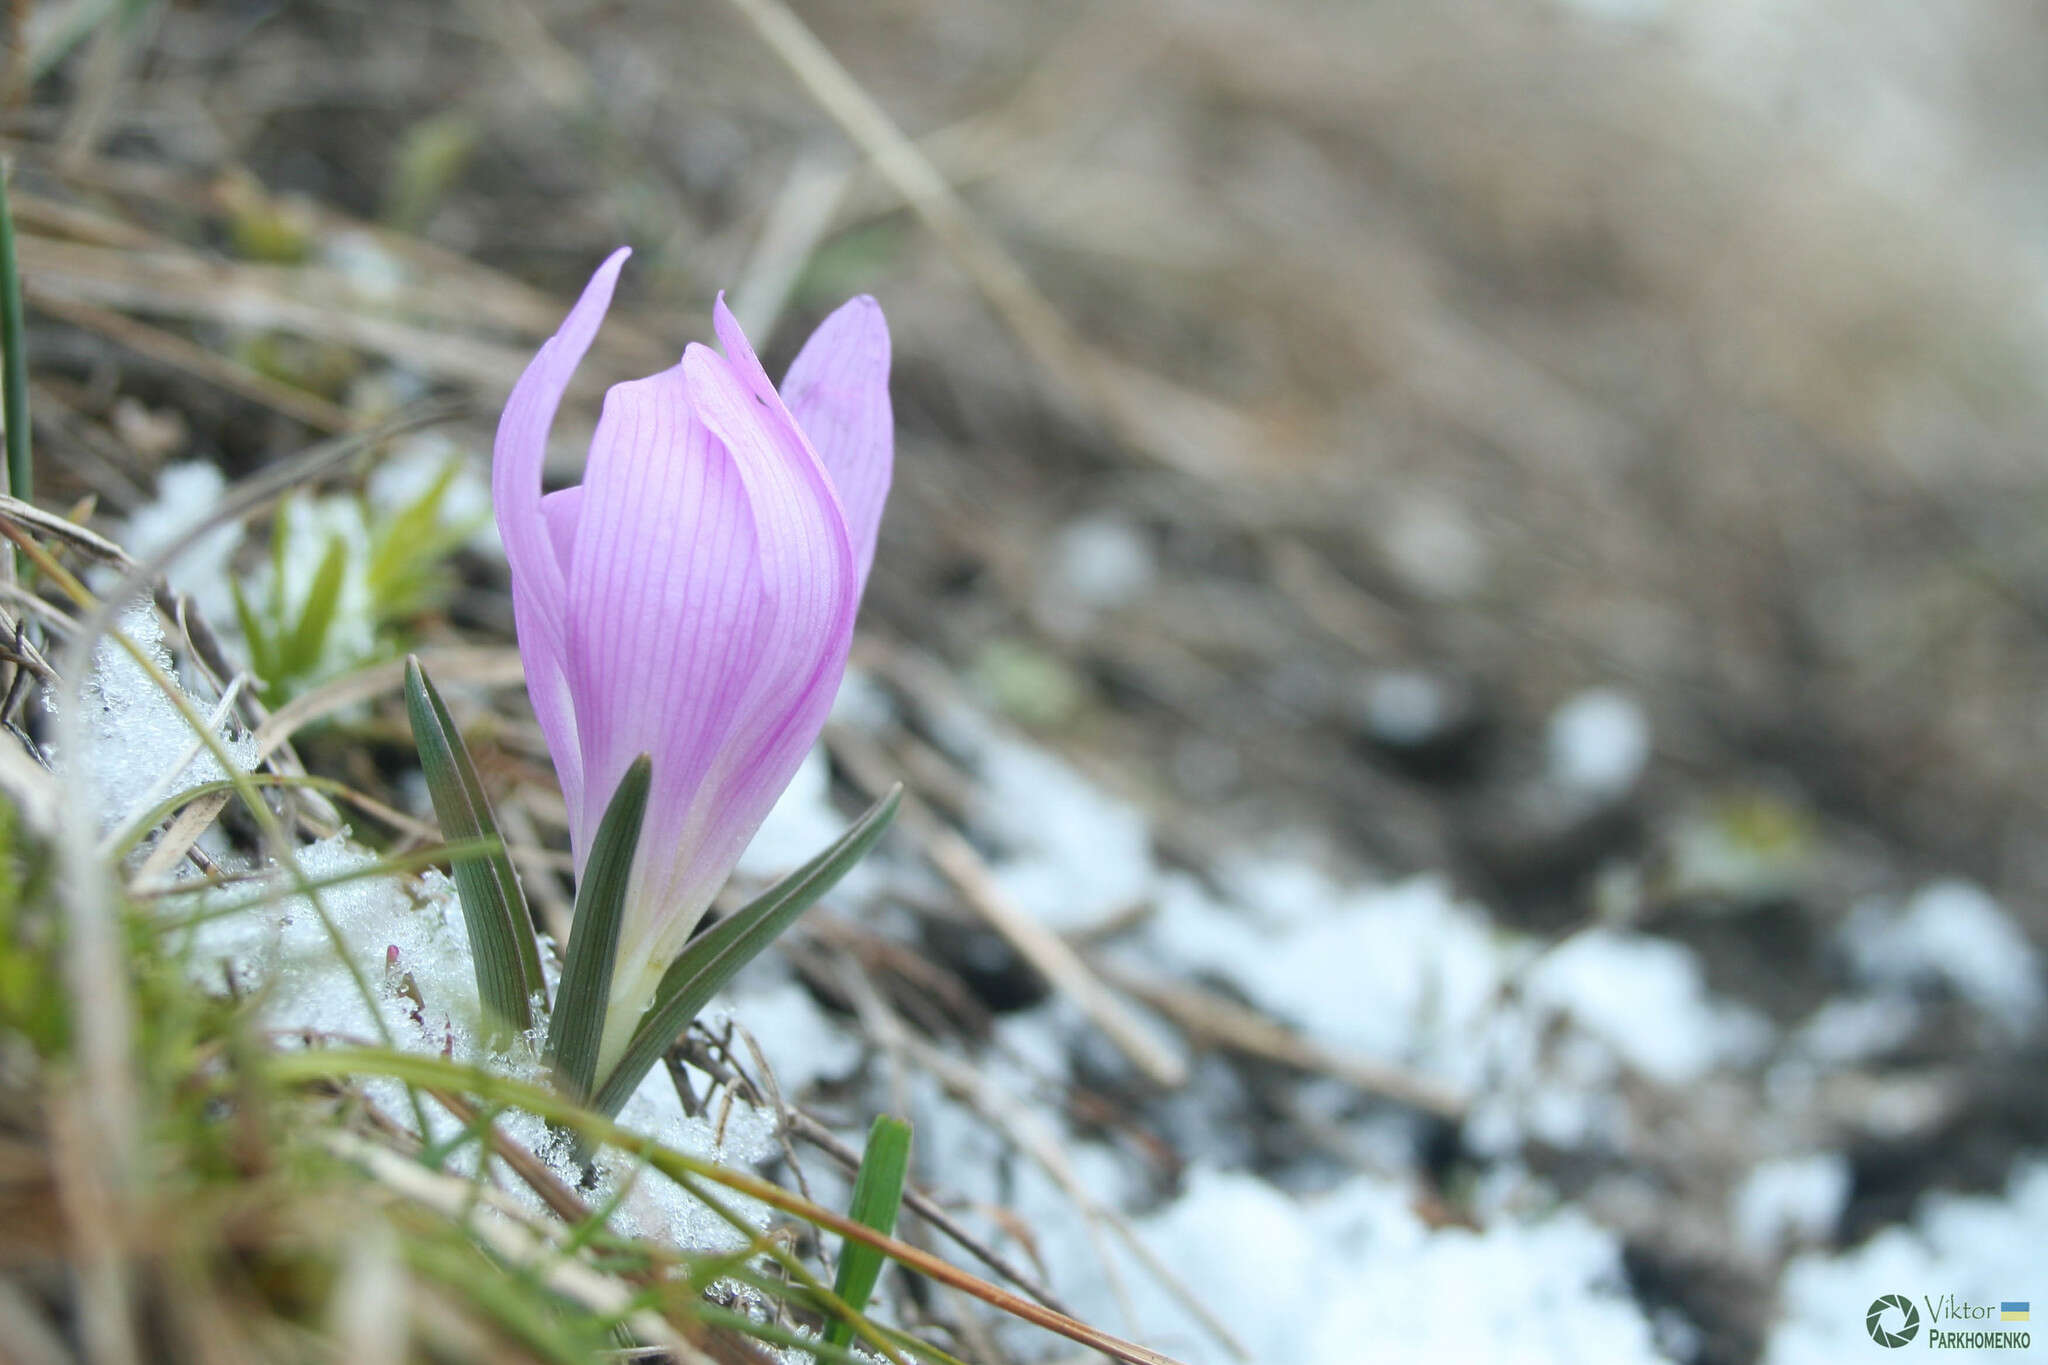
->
xmin=1051 ymin=515 xmax=1155 ymax=611
xmin=1521 ymin=929 xmax=1773 ymax=1087
xmin=974 ymin=736 xmax=1154 ymax=932
xmin=67 ymin=603 xmax=259 ymax=833
xmin=1790 ymin=993 xmax=1921 ymax=1066
xmin=1733 ymin=1153 xmax=1851 ymax=1261
xmin=1363 ymin=670 xmax=1450 ymax=747
xmin=175 ymin=833 xmax=782 ymax=1255
xmin=1547 ymin=688 xmax=1651 ymax=800
xmin=1042 ymin=1166 xmax=1668 ymax=1365
xmin=1842 ymin=880 xmax=2044 ymax=1036
xmin=119 ymin=462 xmax=246 ymax=624
xmin=1767 ymin=1156 xmax=2048 ymax=1364
xmin=714 ymin=977 xmax=865 ymax=1099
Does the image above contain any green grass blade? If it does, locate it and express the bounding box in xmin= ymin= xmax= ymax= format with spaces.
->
xmin=589 ymin=785 xmax=899 ymax=1118
xmin=281 ymin=532 xmax=348 ymax=680
xmin=366 ymin=459 xmax=466 ymax=615
xmin=0 ymin=164 xmax=29 ymax=503
xmin=269 ymin=496 xmax=292 ymax=607
xmin=544 ymin=754 xmax=651 ymax=1103
xmin=403 ymin=656 xmax=543 ymax=1039
xmin=824 ymin=1114 xmax=913 ymax=1348
xmin=228 ymin=575 xmax=279 ymax=687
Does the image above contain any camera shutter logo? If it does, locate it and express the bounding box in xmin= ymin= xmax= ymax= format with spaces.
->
xmin=1865 ymin=1294 xmax=1920 ymax=1348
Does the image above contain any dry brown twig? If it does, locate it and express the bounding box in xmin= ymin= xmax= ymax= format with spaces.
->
xmin=889 ymin=1027 xmax=1250 ymax=1363
xmin=671 ymin=1024 xmax=1085 ymax=1323
xmin=27 ymin=291 xmax=356 ymax=433
xmin=1097 ymin=960 xmax=1468 ymax=1121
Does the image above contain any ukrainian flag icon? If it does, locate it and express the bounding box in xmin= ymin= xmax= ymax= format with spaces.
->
xmin=2001 ymin=1302 xmax=2029 ymax=1322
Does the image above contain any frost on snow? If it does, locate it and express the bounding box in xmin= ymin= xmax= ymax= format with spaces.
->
xmin=68 ymin=602 xmax=259 ymax=832
xmin=177 ymin=832 xmax=780 ymax=1256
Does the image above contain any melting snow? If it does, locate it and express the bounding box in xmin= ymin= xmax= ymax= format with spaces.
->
xmin=119 ymin=462 xmax=246 ymax=623
xmin=1012 ymin=1164 xmax=1668 ymax=1365
xmin=1767 ymin=1158 xmax=2048 ymax=1365
xmin=76 ymin=584 xmax=2027 ymax=1362
xmin=1841 ymin=880 xmax=2045 ymax=1036
xmin=973 ymin=735 xmax=1154 ymax=933
xmin=1521 ymin=929 xmax=1773 ymax=1088
xmin=1049 ymin=515 xmax=1155 ymax=611
xmin=1733 ymin=1153 xmax=1852 ymax=1261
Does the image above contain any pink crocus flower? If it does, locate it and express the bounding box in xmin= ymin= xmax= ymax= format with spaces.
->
xmin=495 ymin=248 xmax=891 ymax=1072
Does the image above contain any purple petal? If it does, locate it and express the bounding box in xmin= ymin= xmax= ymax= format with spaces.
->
xmin=494 ymin=257 xmax=886 ymax=1040
xmin=493 ymin=247 xmax=630 ymax=652
xmin=512 ymin=575 xmax=584 ymax=829
xmin=637 ymin=343 xmax=857 ymax=959
xmin=540 ymin=486 xmax=583 ymax=569
xmin=781 ymin=296 xmax=893 ymax=590
xmin=495 ymin=248 xmax=628 ymax=843
xmin=709 ymin=294 xmax=796 ymax=428
xmin=559 ymin=365 xmax=761 ymax=878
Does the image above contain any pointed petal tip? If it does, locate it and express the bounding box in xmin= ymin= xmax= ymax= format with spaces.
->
xmin=814 ymin=294 xmax=891 ymax=366
xmin=709 ymin=296 xmax=772 ymax=396
xmin=591 ymin=244 xmax=632 ymax=290
xmin=678 ymin=338 xmax=728 ymax=384
xmin=561 ymin=244 xmax=630 ymax=335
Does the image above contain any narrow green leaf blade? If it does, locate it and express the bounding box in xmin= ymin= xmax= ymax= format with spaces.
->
xmin=229 ymin=576 xmax=278 ymax=685
xmin=367 ymin=461 xmax=456 ymax=594
xmin=0 ymin=165 xmax=31 ymax=503
xmin=589 ymin=786 xmax=899 ymax=1118
xmin=269 ymin=497 xmax=292 ymax=608
xmin=403 ymin=656 xmax=544 ymax=1040
xmin=544 ymin=754 xmax=651 ymax=1103
xmin=281 ymin=532 xmax=348 ymax=678
xmin=824 ymin=1115 xmax=913 ymax=1348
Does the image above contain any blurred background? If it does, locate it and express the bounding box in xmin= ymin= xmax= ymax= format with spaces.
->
xmin=7 ymin=1 xmax=2047 ymax=1361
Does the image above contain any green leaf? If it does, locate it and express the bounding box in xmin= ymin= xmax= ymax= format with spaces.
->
xmin=824 ymin=1115 xmax=913 ymax=1348
xmin=403 ymin=657 xmax=544 ymax=1041
xmin=228 ymin=575 xmax=278 ymax=686
xmin=589 ymin=786 xmax=900 ymax=1119
xmin=366 ymin=459 xmax=478 ymax=621
xmin=545 ymin=754 xmax=651 ymax=1103
xmin=0 ymin=165 xmax=31 ymax=503
xmin=268 ymin=497 xmax=293 ymax=611
xmin=280 ymin=531 xmax=348 ymax=679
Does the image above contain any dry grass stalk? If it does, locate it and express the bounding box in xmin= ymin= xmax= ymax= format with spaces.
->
xmin=828 ymin=722 xmax=1190 ymax=1089
xmin=1099 ymin=960 xmax=1468 ymax=1120
xmin=721 ymin=0 xmax=1272 ymax=482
